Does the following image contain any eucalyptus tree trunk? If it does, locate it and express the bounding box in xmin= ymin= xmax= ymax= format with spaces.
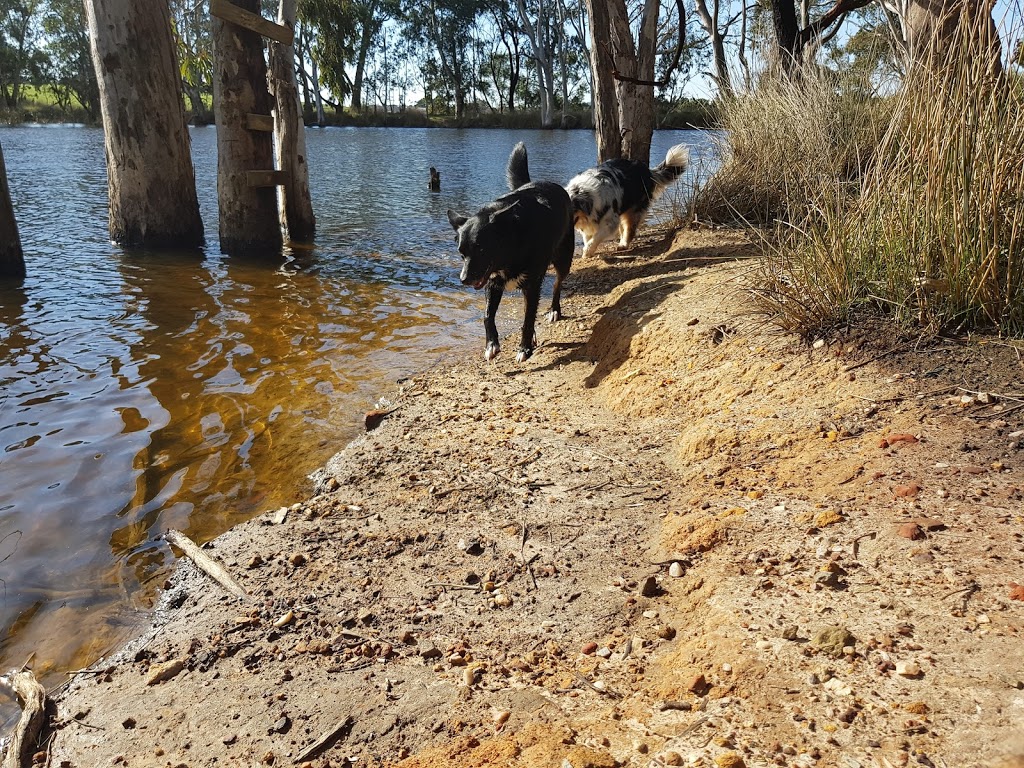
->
xmin=0 ymin=142 xmax=24 ymax=279
xmin=269 ymin=0 xmax=315 ymax=242
xmin=212 ymin=0 xmax=282 ymax=254
xmin=609 ymin=0 xmax=658 ymax=164
xmin=694 ymin=0 xmax=734 ymax=97
xmin=584 ymin=0 xmax=620 ymax=161
xmin=310 ymin=55 xmax=326 ymax=126
xmin=84 ymin=0 xmax=203 ymax=247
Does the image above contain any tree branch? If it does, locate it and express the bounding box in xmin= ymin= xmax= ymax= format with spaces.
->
xmin=611 ymin=0 xmax=686 ymax=87
xmin=800 ymin=0 xmax=872 ymax=43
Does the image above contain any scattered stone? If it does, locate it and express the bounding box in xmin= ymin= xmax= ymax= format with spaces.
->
xmin=668 ymin=561 xmax=685 ymax=578
xmin=288 ymin=553 xmax=307 ymax=567
xmin=815 ymin=509 xmax=844 ymax=527
xmin=810 ymin=626 xmax=855 ymax=658
xmin=146 ymin=658 xmax=185 ymax=686
xmin=492 ymin=592 xmax=513 ymax=608
xmin=897 ymin=523 xmax=925 ymax=541
xmin=656 ymin=625 xmax=676 ymax=640
xmin=687 ymin=673 xmax=708 ymax=694
xmin=895 ymin=661 xmax=922 ymax=677
xmin=419 ymin=643 xmax=442 ymax=660
xmin=715 ymin=753 xmax=746 ymax=768
xmin=582 ymin=642 xmax=598 ymax=655
xmin=905 ymin=701 xmax=930 ymax=714
xmin=887 ymin=433 xmax=918 ymax=445
xmin=823 ymin=678 xmax=852 ymax=696
xmin=596 ymin=647 xmax=612 ymax=659
xmin=894 ymin=483 xmax=921 ymax=498
xmin=660 ymin=751 xmax=684 ymax=766
xmin=121 ymin=717 xmax=136 ymax=729
xmin=639 ymin=576 xmax=660 ymax=597
xmin=782 ymin=625 xmax=800 ymax=641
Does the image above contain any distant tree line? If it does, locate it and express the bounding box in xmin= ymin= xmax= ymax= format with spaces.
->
xmin=0 ymin=0 xmax=983 ymax=128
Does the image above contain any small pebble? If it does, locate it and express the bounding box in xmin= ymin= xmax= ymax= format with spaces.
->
xmin=896 ymin=661 xmax=922 ymax=677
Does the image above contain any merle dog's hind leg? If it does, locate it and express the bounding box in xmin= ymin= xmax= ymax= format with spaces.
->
xmin=548 ymin=230 xmax=575 ymax=323
xmin=483 ymin=279 xmax=505 ymax=361
xmin=516 ymin=276 xmax=543 ymax=363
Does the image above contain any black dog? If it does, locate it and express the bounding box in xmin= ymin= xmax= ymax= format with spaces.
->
xmin=447 ymin=143 xmax=574 ymax=362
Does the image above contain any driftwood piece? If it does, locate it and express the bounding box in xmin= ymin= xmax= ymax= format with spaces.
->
xmin=1 ymin=669 xmax=46 ymax=768
xmin=294 ymin=715 xmax=354 ymax=763
xmin=164 ymin=530 xmax=251 ymax=602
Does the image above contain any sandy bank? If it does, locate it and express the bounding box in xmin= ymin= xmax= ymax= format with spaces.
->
xmin=43 ymin=225 xmax=1024 ymax=768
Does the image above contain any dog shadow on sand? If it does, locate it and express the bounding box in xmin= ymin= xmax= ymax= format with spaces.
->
xmin=527 ymin=230 xmax=749 ymax=387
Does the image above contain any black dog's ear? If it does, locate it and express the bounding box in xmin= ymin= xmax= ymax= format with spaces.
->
xmin=489 ymin=200 xmax=521 ymax=220
xmin=447 ymin=209 xmax=468 ymax=230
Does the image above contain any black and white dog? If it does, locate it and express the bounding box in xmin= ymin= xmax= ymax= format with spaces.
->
xmin=448 ymin=143 xmax=574 ymax=363
xmin=566 ymin=144 xmax=689 ymax=259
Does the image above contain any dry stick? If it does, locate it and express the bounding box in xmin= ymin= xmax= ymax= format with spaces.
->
xmin=164 ymin=530 xmax=251 ymax=602
xmin=852 ymin=531 xmax=877 ymax=561
xmin=1 ymin=669 xmax=46 ymax=768
xmin=842 ymin=344 xmax=912 ymax=373
xmin=520 ymin=517 xmax=538 ymax=591
xmin=293 ymin=715 xmax=354 ymax=763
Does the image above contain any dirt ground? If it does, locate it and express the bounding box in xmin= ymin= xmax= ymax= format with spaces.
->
xmin=40 ymin=225 xmax=1024 ymax=768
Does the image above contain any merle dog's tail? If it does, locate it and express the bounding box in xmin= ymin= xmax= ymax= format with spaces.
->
xmin=507 ymin=142 xmax=530 ymax=191
xmin=651 ymin=143 xmax=690 ymax=192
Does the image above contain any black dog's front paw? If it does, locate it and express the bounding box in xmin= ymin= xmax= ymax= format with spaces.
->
xmin=515 ymin=346 xmax=534 ymax=363
xmin=484 ymin=341 xmax=501 ymax=361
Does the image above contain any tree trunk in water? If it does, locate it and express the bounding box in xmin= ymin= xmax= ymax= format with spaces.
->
xmin=0 ymin=142 xmax=24 ymax=279
xmin=212 ymin=0 xmax=282 ymax=254
xmin=84 ymin=0 xmax=203 ymax=247
xmin=185 ymin=83 xmax=210 ymax=124
xmin=311 ymin=55 xmax=325 ymax=126
xmin=584 ymin=0 xmax=620 ymax=162
xmin=269 ymin=0 xmax=315 ymax=243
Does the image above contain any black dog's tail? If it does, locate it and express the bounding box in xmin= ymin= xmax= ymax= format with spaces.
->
xmin=650 ymin=143 xmax=690 ymax=192
xmin=507 ymin=142 xmax=530 ymax=191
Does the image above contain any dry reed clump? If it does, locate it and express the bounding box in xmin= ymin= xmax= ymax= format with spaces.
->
xmin=746 ymin=18 xmax=1024 ymax=339
xmin=693 ymin=66 xmax=888 ymax=227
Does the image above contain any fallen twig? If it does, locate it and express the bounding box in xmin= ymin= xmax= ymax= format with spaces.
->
xmin=852 ymin=531 xmax=877 ymax=560
xmin=573 ymin=673 xmax=623 ymax=699
xmin=293 ymin=715 xmax=354 ymax=763
xmin=843 ymin=344 xmax=911 ymax=372
xmin=164 ymin=530 xmax=251 ymax=602
xmin=424 ymin=582 xmax=481 ymax=592
xmin=1 ymin=669 xmax=47 ymax=768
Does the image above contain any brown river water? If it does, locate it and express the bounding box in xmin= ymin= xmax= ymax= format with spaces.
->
xmin=0 ymin=125 xmax=710 ymax=724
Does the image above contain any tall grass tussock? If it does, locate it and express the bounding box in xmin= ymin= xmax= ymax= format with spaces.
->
xmin=700 ymin=15 xmax=1024 ymax=339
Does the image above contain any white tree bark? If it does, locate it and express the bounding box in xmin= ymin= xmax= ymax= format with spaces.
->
xmin=84 ymin=0 xmax=203 ymax=247
xmin=270 ymin=0 xmax=315 ymax=242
